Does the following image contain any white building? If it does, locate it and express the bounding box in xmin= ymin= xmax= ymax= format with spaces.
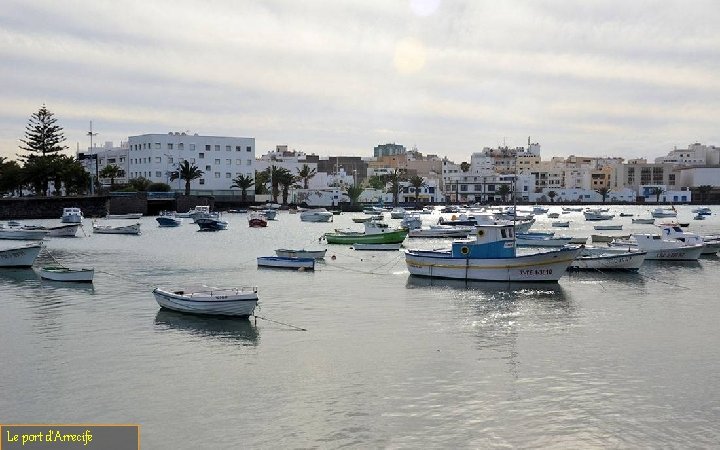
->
xmin=127 ymin=132 xmax=255 ymax=194
xmin=77 ymin=141 xmax=130 ymax=186
xmin=677 ymin=167 xmax=720 ymax=187
xmin=655 ymin=143 xmax=720 ymax=166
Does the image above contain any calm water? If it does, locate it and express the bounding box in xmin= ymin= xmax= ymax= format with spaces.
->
xmin=2 ymin=205 xmax=720 ymax=448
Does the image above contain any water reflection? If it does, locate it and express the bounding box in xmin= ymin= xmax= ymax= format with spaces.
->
xmin=0 ymin=268 xmax=39 ymax=284
xmin=154 ymin=309 xmax=260 ymax=345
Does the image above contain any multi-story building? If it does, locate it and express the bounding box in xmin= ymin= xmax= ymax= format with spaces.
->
xmin=611 ymin=159 xmax=678 ymax=192
xmin=77 ymin=141 xmax=130 ymax=186
xmin=127 ymin=132 xmax=256 ymax=194
xmin=373 ymin=143 xmax=406 ymax=158
xmin=655 ymin=143 xmax=720 ymax=166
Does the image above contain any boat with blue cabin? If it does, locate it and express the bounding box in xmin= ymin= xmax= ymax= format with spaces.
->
xmin=404 ymin=223 xmax=582 ymax=282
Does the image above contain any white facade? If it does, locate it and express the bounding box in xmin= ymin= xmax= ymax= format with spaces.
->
xmin=677 ymin=167 xmax=720 ymax=187
xmin=78 ymin=141 xmax=130 ymax=186
xmin=256 ymin=151 xmax=323 ymax=189
xmin=128 ymin=132 xmax=255 ymax=193
xmin=655 ymin=143 xmax=720 ymax=166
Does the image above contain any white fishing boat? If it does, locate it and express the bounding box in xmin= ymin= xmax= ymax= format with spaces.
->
xmin=551 ymin=221 xmax=570 ymax=227
xmin=189 ymin=205 xmax=220 ymax=223
xmin=352 ymin=243 xmax=403 ymax=251
xmin=352 ymin=216 xmax=373 ymax=223
xmin=106 ymin=213 xmax=143 ymax=219
xmin=547 ymin=212 xmax=560 ymax=219
xmin=39 ymin=266 xmax=94 ymax=282
xmin=19 ymin=223 xmax=80 ymax=237
xmin=409 ymin=225 xmax=474 ymax=238
xmin=275 ymin=249 xmax=327 ymax=259
xmin=405 ymin=224 xmax=582 ymax=282
xmin=0 ymin=227 xmax=49 ymax=240
xmin=583 ymin=209 xmax=615 ymax=221
xmin=660 ymin=225 xmax=720 ymax=254
xmin=257 ymin=256 xmax=315 ymax=270
xmin=569 ymin=247 xmax=647 ymax=271
xmin=0 ymin=242 xmax=43 ymax=267
xmin=692 ymin=207 xmax=711 ymax=215
xmin=92 ymin=222 xmax=141 ymax=235
xmin=156 ymin=211 xmax=182 ymax=227
xmin=61 ymin=207 xmax=83 ymax=223
xmin=594 ymin=224 xmax=623 ymax=231
xmin=609 ymin=234 xmax=704 ymax=260
xmin=299 ymin=208 xmax=334 ymax=223
xmin=651 ymin=207 xmax=677 ymax=218
xmin=153 ymin=285 xmax=259 ymax=316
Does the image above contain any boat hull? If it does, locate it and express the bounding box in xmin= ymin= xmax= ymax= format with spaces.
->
xmin=93 ymin=224 xmax=141 ymax=235
xmin=275 ymin=249 xmax=327 ymax=259
xmin=39 ymin=267 xmax=94 ymax=282
xmin=325 ymin=229 xmax=408 ymax=244
xmin=569 ymin=251 xmax=647 ymax=271
xmin=0 ymin=244 xmax=43 ymax=267
xmin=257 ymin=256 xmax=315 ymax=270
xmin=404 ymin=246 xmax=582 ymax=282
xmin=0 ymin=229 xmax=49 ymax=240
xmin=353 ymin=243 xmax=402 ymax=251
xmin=156 ymin=217 xmax=182 ymax=227
xmin=153 ymin=288 xmax=258 ymax=316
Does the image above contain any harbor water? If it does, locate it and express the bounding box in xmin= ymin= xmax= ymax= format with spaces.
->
xmin=2 ymin=205 xmax=720 ymax=448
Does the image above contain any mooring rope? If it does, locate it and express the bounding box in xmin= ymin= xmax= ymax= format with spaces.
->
xmin=254 ymin=315 xmax=307 ymax=331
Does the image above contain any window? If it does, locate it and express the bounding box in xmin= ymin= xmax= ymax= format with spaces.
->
xmin=205 ymin=165 xmax=211 ymax=171
xmin=190 ymin=144 xmax=195 ymax=151
xmin=167 ymin=157 xmax=173 ymax=164
xmin=236 ymin=146 xmax=242 ymax=151
xmin=460 ymin=184 xmax=467 ymax=192
xmin=226 ymin=145 xmax=231 ymax=151
xmin=226 ymin=172 xmax=231 ymax=178
xmin=246 ymin=160 xmax=252 ymax=166
xmin=236 ymin=159 xmax=242 ymax=165
xmin=246 ymin=146 xmax=252 ymax=152
xmin=155 ymin=143 xmax=161 ymax=149
xmin=178 ymin=143 xmax=184 ymax=150
xmin=214 ymin=159 xmax=221 ymax=165
xmin=214 ymin=145 xmax=220 ymax=151
xmin=214 ymin=172 xmax=220 ymax=178
xmin=190 ymin=158 xmax=195 ymax=163
xmin=199 ymin=153 xmax=205 ymax=159
xmin=205 ymin=145 xmax=211 ymax=151
xmin=155 ymin=157 xmax=162 ymax=163
xmin=199 ymin=179 xmax=205 ymax=185
xmin=155 ymin=171 xmax=161 ymax=178
xmin=168 ymin=143 xmax=173 ymax=150
xmin=226 ymin=159 xmax=231 ymax=165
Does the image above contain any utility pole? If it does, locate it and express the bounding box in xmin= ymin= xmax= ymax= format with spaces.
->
xmin=87 ymin=121 xmax=98 ymax=194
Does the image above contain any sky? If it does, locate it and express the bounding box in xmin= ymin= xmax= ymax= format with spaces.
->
xmin=2 ymin=0 xmax=719 ymax=163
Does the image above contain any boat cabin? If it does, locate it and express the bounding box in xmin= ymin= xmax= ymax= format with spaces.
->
xmin=450 ymin=224 xmax=516 ymax=258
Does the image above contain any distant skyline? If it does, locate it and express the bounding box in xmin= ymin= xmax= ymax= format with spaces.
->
xmin=2 ymin=0 xmax=719 ymax=163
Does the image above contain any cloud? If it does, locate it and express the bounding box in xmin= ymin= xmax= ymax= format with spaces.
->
xmin=1 ymin=0 xmax=719 ymax=163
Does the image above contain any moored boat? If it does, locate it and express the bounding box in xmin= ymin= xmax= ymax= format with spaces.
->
xmin=651 ymin=207 xmax=677 ymax=218
xmin=107 ymin=213 xmax=143 ymax=219
xmin=248 ymin=212 xmax=268 ymax=228
xmin=275 ymin=249 xmax=327 ymax=259
xmin=584 ymin=209 xmax=615 ymax=221
xmin=156 ymin=212 xmax=182 ymax=227
xmin=409 ymin=225 xmax=473 ymax=238
xmin=0 ymin=227 xmax=49 ymax=240
xmin=516 ymin=233 xmax=573 ymax=247
xmin=551 ymin=221 xmax=570 ymax=227
xmin=20 ymin=223 xmax=80 ymax=237
xmin=324 ymin=221 xmax=408 ymax=245
xmin=594 ymin=224 xmax=623 ymax=231
xmin=299 ymin=208 xmax=334 ymax=223
xmin=352 ymin=243 xmax=403 ymax=251
xmin=632 ymin=218 xmax=655 ymax=224
xmin=61 ymin=207 xmax=83 ymax=223
xmin=257 ymin=256 xmax=315 ymax=270
xmin=153 ymin=285 xmax=259 ymax=316
xmin=39 ymin=266 xmax=94 ymax=282
xmin=609 ymin=234 xmax=704 ymax=260
xmin=404 ymin=224 xmax=582 ymax=282
xmin=196 ymin=218 xmax=228 ymax=231
xmin=569 ymin=247 xmax=647 ymax=271
xmin=0 ymin=242 xmax=43 ymax=267
xmin=93 ymin=222 xmax=141 ymax=235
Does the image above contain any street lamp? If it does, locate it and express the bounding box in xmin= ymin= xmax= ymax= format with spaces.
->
xmin=87 ymin=121 xmax=98 ymax=194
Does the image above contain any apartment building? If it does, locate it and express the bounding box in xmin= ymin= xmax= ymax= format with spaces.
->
xmin=127 ymin=132 xmax=255 ymax=194
xmin=78 ymin=141 xmax=130 ymax=186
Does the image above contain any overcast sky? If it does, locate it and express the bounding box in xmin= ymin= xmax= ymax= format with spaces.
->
xmin=2 ymin=0 xmax=719 ymax=163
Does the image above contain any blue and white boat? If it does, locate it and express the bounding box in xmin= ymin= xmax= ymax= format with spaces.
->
xmin=404 ymin=224 xmax=582 ymax=282
xmin=196 ymin=218 xmax=228 ymax=231
xmin=156 ymin=211 xmax=182 ymax=227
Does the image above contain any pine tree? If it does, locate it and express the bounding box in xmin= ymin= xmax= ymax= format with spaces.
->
xmin=18 ymin=105 xmax=67 ymax=196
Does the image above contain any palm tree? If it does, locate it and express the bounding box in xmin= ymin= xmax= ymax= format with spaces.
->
xmin=650 ymin=187 xmax=664 ymax=203
xmin=170 ymin=161 xmax=203 ymax=196
xmin=696 ymin=185 xmax=712 ymax=203
xmin=496 ymin=184 xmax=511 ymax=203
xmin=387 ymin=168 xmax=405 ymax=206
xmin=408 ymin=175 xmax=425 ymax=208
xmin=296 ymin=164 xmax=317 ymax=189
xmin=230 ymin=174 xmax=254 ymax=202
xmin=254 ymin=170 xmax=269 ymax=195
xmin=99 ymin=164 xmax=122 ymax=188
xmin=274 ymin=168 xmax=296 ymax=204
xmin=263 ymin=165 xmax=289 ymax=203
xmin=346 ymin=185 xmax=363 ymax=205
xmin=547 ymin=190 xmax=557 ymax=203
xmin=596 ymin=187 xmax=610 ymax=203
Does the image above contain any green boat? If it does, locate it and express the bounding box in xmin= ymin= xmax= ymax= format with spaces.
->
xmin=324 ymin=221 xmax=408 ymax=245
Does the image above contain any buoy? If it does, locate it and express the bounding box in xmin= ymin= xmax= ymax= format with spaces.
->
xmin=331 ymin=255 xmax=337 ymax=260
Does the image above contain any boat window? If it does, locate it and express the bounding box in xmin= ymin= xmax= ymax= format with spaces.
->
xmin=509 ymin=228 xmax=514 ymax=238
xmin=501 ymin=229 xmax=507 ymax=238
xmin=653 ymin=236 xmax=660 ymax=240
